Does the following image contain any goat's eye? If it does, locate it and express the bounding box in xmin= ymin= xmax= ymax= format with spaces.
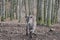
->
xmin=29 ymin=16 xmax=32 ymax=18
xmin=30 ymin=16 xmax=32 ymax=18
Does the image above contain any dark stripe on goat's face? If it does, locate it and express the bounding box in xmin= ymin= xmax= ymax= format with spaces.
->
xmin=26 ymin=16 xmax=29 ymax=23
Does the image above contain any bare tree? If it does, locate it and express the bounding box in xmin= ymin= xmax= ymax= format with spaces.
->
xmin=1 ymin=0 xmax=5 ymax=21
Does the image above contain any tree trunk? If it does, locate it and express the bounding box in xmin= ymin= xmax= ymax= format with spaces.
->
xmin=10 ymin=0 xmax=14 ymax=20
xmin=1 ymin=0 xmax=5 ymax=21
xmin=16 ymin=0 xmax=18 ymax=19
xmin=18 ymin=0 xmax=22 ymax=22
xmin=51 ymin=0 xmax=55 ymax=24
xmin=55 ymin=0 xmax=59 ymax=23
xmin=44 ymin=0 xmax=48 ymax=25
xmin=47 ymin=0 xmax=52 ymax=26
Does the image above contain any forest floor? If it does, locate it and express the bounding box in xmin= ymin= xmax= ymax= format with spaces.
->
xmin=0 ymin=22 xmax=60 ymax=40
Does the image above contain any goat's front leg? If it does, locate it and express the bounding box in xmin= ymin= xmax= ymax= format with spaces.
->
xmin=26 ymin=24 xmax=29 ymax=36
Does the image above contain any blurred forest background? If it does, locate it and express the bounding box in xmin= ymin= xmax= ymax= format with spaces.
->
xmin=0 ymin=0 xmax=60 ymax=26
